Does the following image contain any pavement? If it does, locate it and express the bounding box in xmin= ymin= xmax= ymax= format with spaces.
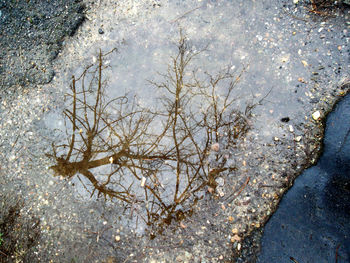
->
xmin=0 ymin=0 xmax=349 ymax=262
xmin=257 ymin=89 xmax=350 ymax=263
xmin=0 ymin=0 xmax=84 ymax=88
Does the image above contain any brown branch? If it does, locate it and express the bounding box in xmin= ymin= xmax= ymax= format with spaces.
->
xmin=48 ymin=31 xmax=259 ymax=231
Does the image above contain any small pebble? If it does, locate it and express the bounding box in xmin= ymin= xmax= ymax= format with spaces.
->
xmin=295 ymin=136 xmax=302 ymax=142
xmin=232 ymin=234 xmax=241 ymax=241
xmin=211 ymin=143 xmax=220 ymax=152
xmin=140 ymin=176 xmax=146 ymax=187
xmin=312 ymin=111 xmax=321 ymax=120
xmin=98 ymin=28 xmax=104 ymax=34
xmin=217 ymin=187 xmax=225 ymax=197
xmin=232 ymin=228 xmax=238 ymax=234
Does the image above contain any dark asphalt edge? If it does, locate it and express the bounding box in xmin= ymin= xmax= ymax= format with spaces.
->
xmin=0 ymin=0 xmax=86 ymax=90
xmin=236 ymin=81 xmax=350 ymax=262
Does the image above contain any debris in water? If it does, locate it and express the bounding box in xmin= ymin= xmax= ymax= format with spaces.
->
xmin=140 ymin=176 xmax=146 ymax=187
xmin=281 ymin=117 xmax=290 ymax=122
xmin=301 ymin=60 xmax=308 ymax=67
xmin=211 ymin=143 xmax=220 ymax=152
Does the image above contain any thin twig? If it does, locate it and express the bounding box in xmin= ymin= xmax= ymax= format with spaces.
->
xmin=10 ymin=135 xmax=20 ymax=150
xmin=0 ymin=249 xmax=8 ymax=257
xmin=236 ymin=176 xmax=250 ymax=197
xmin=282 ymin=8 xmax=309 ymax=22
xmin=171 ymin=6 xmax=203 ymax=23
xmin=225 ymin=176 xmax=250 ymax=203
xmin=335 ymin=244 xmax=340 ymax=263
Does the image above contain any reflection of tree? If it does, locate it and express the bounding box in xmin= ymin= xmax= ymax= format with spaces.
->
xmin=47 ymin=34 xmax=256 ymax=233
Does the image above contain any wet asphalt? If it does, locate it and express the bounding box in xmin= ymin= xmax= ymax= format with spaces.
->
xmin=257 ymin=90 xmax=350 ymax=263
xmin=0 ymin=0 xmax=84 ymax=88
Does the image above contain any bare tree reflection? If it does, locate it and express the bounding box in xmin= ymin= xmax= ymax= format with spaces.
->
xmin=47 ymin=34 xmax=258 ymax=234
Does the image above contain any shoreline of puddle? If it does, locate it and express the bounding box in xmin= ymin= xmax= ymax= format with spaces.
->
xmin=257 ymin=91 xmax=350 ymax=263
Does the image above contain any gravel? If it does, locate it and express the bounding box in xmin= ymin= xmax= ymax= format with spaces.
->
xmin=0 ymin=0 xmax=349 ymax=262
xmin=0 ymin=0 xmax=84 ymax=88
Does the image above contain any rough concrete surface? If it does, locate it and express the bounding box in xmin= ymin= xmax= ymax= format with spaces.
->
xmin=0 ymin=0 xmax=84 ymax=88
xmin=0 ymin=0 xmax=349 ymax=262
xmin=258 ymin=90 xmax=350 ymax=263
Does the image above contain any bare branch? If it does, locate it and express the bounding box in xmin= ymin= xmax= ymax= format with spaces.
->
xmin=47 ymin=31 xmax=266 ymax=234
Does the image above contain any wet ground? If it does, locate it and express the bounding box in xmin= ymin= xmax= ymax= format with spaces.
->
xmin=0 ymin=0 xmax=84 ymax=88
xmin=0 ymin=0 xmax=349 ymax=262
xmin=257 ymin=91 xmax=350 ymax=263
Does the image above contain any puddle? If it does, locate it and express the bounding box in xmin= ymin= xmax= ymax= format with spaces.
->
xmin=257 ymin=90 xmax=350 ymax=263
xmin=1 ymin=0 xmax=349 ymax=261
xmin=46 ymin=41 xmax=258 ymax=236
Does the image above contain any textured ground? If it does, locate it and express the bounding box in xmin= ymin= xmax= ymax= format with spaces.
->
xmin=0 ymin=0 xmax=84 ymax=88
xmin=0 ymin=0 xmax=349 ymax=262
xmin=257 ymin=90 xmax=350 ymax=263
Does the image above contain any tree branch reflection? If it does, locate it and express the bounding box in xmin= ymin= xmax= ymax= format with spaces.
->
xmin=47 ymin=34 xmax=256 ymax=235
